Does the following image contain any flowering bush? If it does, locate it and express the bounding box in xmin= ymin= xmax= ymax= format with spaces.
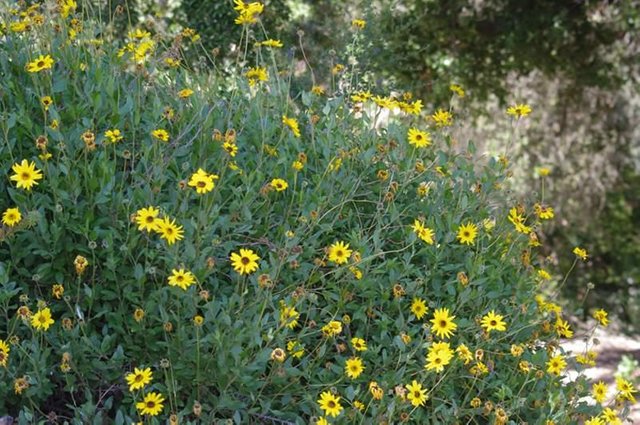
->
xmin=0 ymin=1 xmax=636 ymax=424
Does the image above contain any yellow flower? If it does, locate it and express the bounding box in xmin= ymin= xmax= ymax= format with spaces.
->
xmin=405 ymin=380 xmax=428 ymax=407
xmin=431 ymin=108 xmax=453 ymax=127
xmin=2 ymin=207 xmax=22 ymax=227
xmin=178 ymin=88 xmax=194 ymax=98
xmin=41 ymin=96 xmax=53 ymax=110
xmin=425 ymin=341 xmax=454 ymax=372
xmin=351 ymin=337 xmax=367 ymax=352
xmin=321 ymin=320 xmax=342 ymax=337
xmin=601 ymin=408 xmax=621 ymax=425
xmin=245 ymin=66 xmax=268 ymax=86
xmin=534 ymin=203 xmax=554 ymax=220
xmin=327 ymin=241 xmax=352 ymax=265
xmin=456 ymin=222 xmax=478 ymax=245
xmin=430 ymin=308 xmax=457 ymax=339
xmin=573 ymin=246 xmax=588 ymax=260
xmin=155 ymin=216 xmax=184 ymax=245
xmin=74 ymin=255 xmax=89 ymax=275
xmin=311 ymin=85 xmax=325 ymax=95
xmin=136 ymin=392 xmax=164 ymax=416
xmin=506 ymin=103 xmax=532 ymax=118
xmin=10 ymin=159 xmax=43 ymax=191
xmin=104 ymin=129 xmax=123 ymax=143
xmin=369 ymin=381 xmax=384 ymax=400
xmin=345 ymin=357 xmax=364 ymax=379
xmin=31 ymin=307 xmax=54 ymax=331
xmin=135 ymin=206 xmax=160 ymax=232
xmin=282 ymin=115 xmax=301 ymax=137
xmin=167 ymin=268 xmax=196 ymax=290
xmin=554 ymin=317 xmax=573 ymax=338
xmin=0 ymin=339 xmax=10 ymax=368
xmin=260 ymin=39 xmax=283 ymax=48
xmin=407 ymin=128 xmax=431 ymax=148
xmin=537 ymin=167 xmax=551 ymax=177
xmin=279 ymin=302 xmax=299 ymax=329
xmin=411 ymin=219 xmax=435 ymax=244
xmin=456 ymin=344 xmax=473 ymax=364
xmin=351 ymin=19 xmax=366 ymax=29
xmin=411 ymin=298 xmax=428 ymax=320
xmin=286 ymin=340 xmax=305 ymax=358
xmin=584 ymin=417 xmax=604 ymax=425
xmin=592 ymin=381 xmax=607 ymax=403
xmin=26 ymin=54 xmax=54 ymax=72
xmin=616 ymin=377 xmax=637 ymax=403
xmin=151 ymin=129 xmax=169 ymax=142
xmin=270 ymin=178 xmax=288 ymax=192
xmin=449 ymin=84 xmax=465 ymax=98
xmin=592 ymin=309 xmax=609 ymax=327
xmin=52 ymin=284 xmax=64 ymax=299
xmin=230 ymin=248 xmax=260 ymax=275
xmin=188 ymin=168 xmax=219 ymax=194
xmin=546 ymin=354 xmax=566 ymax=376
xmin=125 ymin=367 xmax=153 ymax=392
xmin=317 ymin=390 xmax=343 ymax=418
xmin=480 ymin=310 xmax=507 ymax=334
xmin=537 ymin=269 xmax=551 ymax=280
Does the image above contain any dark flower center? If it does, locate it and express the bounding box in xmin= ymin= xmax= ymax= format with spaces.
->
xmin=241 ymin=256 xmax=250 ymax=265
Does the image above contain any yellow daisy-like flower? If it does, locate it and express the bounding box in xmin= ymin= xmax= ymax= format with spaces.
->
xmin=155 ymin=216 xmax=184 ymax=245
xmin=407 ymin=128 xmax=431 ymax=148
xmin=601 ymin=408 xmax=621 ymax=425
xmin=449 ymin=84 xmax=465 ymax=98
xmin=178 ymin=88 xmax=194 ymax=98
xmin=616 ymin=376 xmax=637 ymax=403
xmin=125 ymin=367 xmax=153 ymax=392
xmin=136 ymin=392 xmax=164 ymax=416
xmin=41 ymin=96 xmax=53 ymax=110
xmin=317 ymin=390 xmax=343 ymax=418
xmin=584 ymin=417 xmax=604 ymax=425
xmin=573 ymin=246 xmax=588 ymax=260
xmin=31 ymin=307 xmax=54 ymax=331
xmin=456 ymin=344 xmax=473 ymax=364
xmin=328 ymin=241 xmax=352 ymax=265
xmin=351 ymin=19 xmax=366 ymax=29
xmin=480 ymin=310 xmax=507 ymax=334
xmin=431 ymin=108 xmax=453 ymax=127
xmin=26 ymin=54 xmax=54 ymax=72
xmin=315 ymin=417 xmax=329 ymax=425
xmin=260 ymin=39 xmax=283 ymax=48
xmin=151 ymin=128 xmax=169 ymax=142
xmin=534 ymin=203 xmax=554 ymax=220
xmin=430 ymin=308 xmax=457 ymax=339
xmin=245 ymin=66 xmax=268 ymax=86
xmin=351 ymin=337 xmax=367 ymax=352
xmin=456 ymin=222 xmax=478 ymax=245
xmin=411 ymin=297 xmax=428 ymax=320
xmin=10 ymin=159 xmax=43 ymax=191
xmin=592 ymin=309 xmax=609 ymax=327
xmin=546 ymin=354 xmax=566 ymax=376
xmin=135 ymin=206 xmax=160 ymax=232
xmin=405 ymin=380 xmax=428 ymax=407
xmin=270 ymin=178 xmax=288 ymax=192
xmin=321 ymin=320 xmax=342 ymax=337
xmin=0 ymin=339 xmax=10 ymax=368
xmin=230 ymin=248 xmax=260 ymax=275
xmin=286 ymin=340 xmax=305 ymax=359
xmin=425 ymin=341 xmax=454 ymax=372
xmin=282 ymin=115 xmax=301 ymax=138
xmin=104 ymin=129 xmax=123 ymax=143
xmin=279 ymin=302 xmax=300 ymax=329
xmin=592 ymin=381 xmax=607 ymax=404
xmin=2 ymin=207 xmax=22 ymax=227
xmin=411 ymin=219 xmax=435 ymax=244
xmin=506 ymin=103 xmax=532 ymax=118
xmin=345 ymin=357 xmax=364 ymax=379
xmin=167 ymin=268 xmax=196 ymax=290
xmin=188 ymin=168 xmax=219 ymax=194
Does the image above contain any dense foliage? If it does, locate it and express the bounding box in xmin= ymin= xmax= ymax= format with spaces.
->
xmin=0 ymin=1 xmax=636 ymax=424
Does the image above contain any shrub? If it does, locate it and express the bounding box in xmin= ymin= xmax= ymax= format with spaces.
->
xmin=0 ymin=1 xmax=635 ymax=424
